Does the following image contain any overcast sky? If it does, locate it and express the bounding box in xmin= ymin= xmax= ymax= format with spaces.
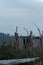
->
xmin=0 ymin=0 xmax=43 ymax=36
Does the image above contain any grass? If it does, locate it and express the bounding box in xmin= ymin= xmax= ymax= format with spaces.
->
xmin=0 ymin=45 xmax=43 ymax=61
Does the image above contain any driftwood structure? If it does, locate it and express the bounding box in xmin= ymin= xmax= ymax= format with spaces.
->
xmin=12 ymin=25 xmax=43 ymax=49
xmin=14 ymin=31 xmax=43 ymax=49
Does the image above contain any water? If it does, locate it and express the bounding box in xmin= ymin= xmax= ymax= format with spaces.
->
xmin=0 ymin=57 xmax=39 ymax=65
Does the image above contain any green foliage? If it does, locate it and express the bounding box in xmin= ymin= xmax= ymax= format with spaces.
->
xmin=25 ymin=62 xmax=35 ymax=65
xmin=0 ymin=45 xmax=43 ymax=61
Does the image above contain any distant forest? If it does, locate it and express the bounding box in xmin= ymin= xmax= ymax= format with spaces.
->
xmin=0 ymin=33 xmax=15 ymax=46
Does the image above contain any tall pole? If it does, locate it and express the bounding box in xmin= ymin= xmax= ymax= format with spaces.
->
xmin=34 ymin=23 xmax=42 ymax=48
xmin=24 ymin=27 xmax=29 ymax=36
xmin=16 ymin=26 xmax=18 ymax=33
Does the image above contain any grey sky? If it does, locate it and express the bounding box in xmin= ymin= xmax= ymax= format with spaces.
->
xmin=0 ymin=0 xmax=43 ymax=36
